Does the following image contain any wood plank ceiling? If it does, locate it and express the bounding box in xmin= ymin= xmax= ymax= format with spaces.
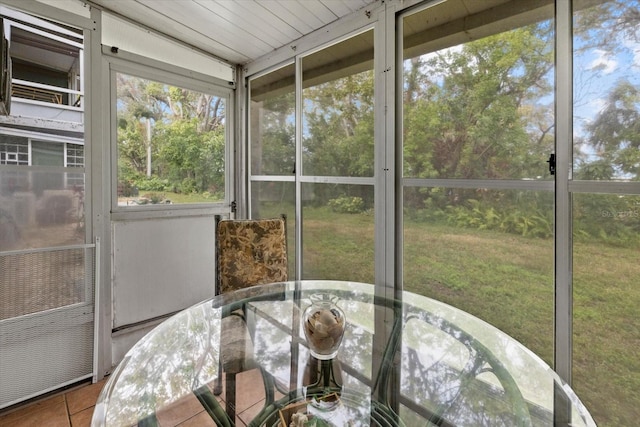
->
xmin=87 ymin=0 xmax=376 ymax=66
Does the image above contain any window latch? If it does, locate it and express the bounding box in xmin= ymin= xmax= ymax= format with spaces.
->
xmin=547 ymin=153 xmax=556 ymax=176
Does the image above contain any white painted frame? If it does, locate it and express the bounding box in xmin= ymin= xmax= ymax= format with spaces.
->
xmin=244 ymin=0 xmax=640 ymax=391
xmin=0 ymin=0 xmax=98 ymax=406
xmin=105 ymin=54 xmax=235 ymax=218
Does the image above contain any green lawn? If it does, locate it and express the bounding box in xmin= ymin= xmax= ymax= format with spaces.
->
xmin=297 ymin=208 xmax=639 ymax=427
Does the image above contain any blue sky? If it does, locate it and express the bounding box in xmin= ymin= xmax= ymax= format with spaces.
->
xmin=572 ymin=1 xmax=640 ymax=173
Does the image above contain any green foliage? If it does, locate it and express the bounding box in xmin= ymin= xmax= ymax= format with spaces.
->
xmin=258 ymin=92 xmax=296 ymax=175
xmin=577 ymin=81 xmax=640 ymax=180
xmin=154 ymin=119 xmax=225 ymax=194
xmin=573 ymin=194 xmax=640 ymax=247
xmin=134 ymin=176 xmax=170 ymax=192
xmin=407 ymin=190 xmax=640 ymax=245
xmin=445 ymin=198 xmax=552 ymax=238
xmin=116 ymin=74 xmax=225 ymax=203
xmin=327 ymin=196 xmax=365 ymax=214
xmin=500 ymin=209 xmax=553 ymax=238
xmin=178 ymin=177 xmax=198 ymax=194
xmin=448 ymin=199 xmax=501 ymax=230
xmin=403 ymin=23 xmax=554 ymax=182
xmin=303 ymin=70 xmax=375 ymax=177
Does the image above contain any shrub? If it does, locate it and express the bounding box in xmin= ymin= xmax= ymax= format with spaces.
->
xmin=179 ymin=178 xmax=198 ymax=194
xmin=134 ymin=176 xmax=170 ymax=191
xmin=447 ymin=199 xmax=553 ymax=238
xmin=327 ymin=196 xmax=365 ymax=214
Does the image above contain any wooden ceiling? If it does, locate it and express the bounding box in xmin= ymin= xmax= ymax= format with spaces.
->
xmin=86 ymin=0 xmax=376 ymax=65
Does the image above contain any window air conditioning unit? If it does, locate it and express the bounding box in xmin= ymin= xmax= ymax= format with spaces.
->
xmin=0 ymin=17 xmax=11 ymax=116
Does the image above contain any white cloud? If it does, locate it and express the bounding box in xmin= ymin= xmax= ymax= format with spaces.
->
xmin=622 ymin=38 xmax=640 ymax=66
xmin=588 ymin=96 xmax=607 ymax=113
xmin=589 ymin=49 xmax=618 ymax=74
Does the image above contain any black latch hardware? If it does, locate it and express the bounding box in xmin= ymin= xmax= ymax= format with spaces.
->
xmin=231 ymin=200 xmax=237 ymax=213
xmin=547 ymin=153 xmax=556 ymax=176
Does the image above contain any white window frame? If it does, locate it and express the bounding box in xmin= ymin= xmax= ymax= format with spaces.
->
xmin=106 ymin=54 xmax=234 ymax=218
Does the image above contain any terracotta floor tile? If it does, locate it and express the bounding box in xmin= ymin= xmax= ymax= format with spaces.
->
xmin=0 ymin=395 xmax=65 ymax=425
xmin=0 ymin=372 xmax=270 ymax=427
xmin=1 ymin=398 xmax=70 ymax=427
xmin=155 ymin=393 xmax=205 ymax=427
xmin=233 ymin=369 xmax=266 ymax=413
xmin=66 ymin=379 xmax=107 ymax=415
xmin=237 ymin=399 xmax=267 ymax=426
xmin=175 ymin=411 xmax=218 ymax=427
xmin=70 ymin=406 xmax=95 ymax=427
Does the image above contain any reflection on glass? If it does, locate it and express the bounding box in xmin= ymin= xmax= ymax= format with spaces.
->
xmin=96 ymin=282 xmax=597 ymax=427
xmin=573 ymin=0 xmax=640 ymax=181
xmin=403 ymin=187 xmax=554 ymax=366
xmin=302 ymin=30 xmax=374 ymax=177
xmin=116 ymin=73 xmax=226 ymax=206
xmin=572 ymin=193 xmax=640 ymax=426
xmin=401 ymin=314 xmax=529 ymax=426
xmin=104 ymin=302 xmax=221 ymax=426
xmin=250 ymin=64 xmax=295 ymax=176
xmin=301 ymin=183 xmax=374 ymax=282
xmin=253 ymin=301 xmax=297 ymax=385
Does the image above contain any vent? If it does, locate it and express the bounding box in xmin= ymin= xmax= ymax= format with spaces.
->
xmin=0 ymin=244 xmax=96 ymax=409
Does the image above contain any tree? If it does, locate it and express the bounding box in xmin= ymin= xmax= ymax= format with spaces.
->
xmin=574 ymin=0 xmax=640 ymax=54
xmin=116 ymin=73 xmax=226 ymax=198
xmin=572 ymin=0 xmax=640 ymax=183
xmin=302 ymin=70 xmax=375 ymax=207
xmin=155 ymin=119 xmax=224 ymax=193
xmin=253 ymin=91 xmax=296 ymax=176
xmin=404 ymin=23 xmax=554 ymax=183
xmin=579 ymin=81 xmax=640 ymax=180
xmin=303 ymin=70 xmax=375 ymax=178
xmin=402 ymin=22 xmax=555 ymax=218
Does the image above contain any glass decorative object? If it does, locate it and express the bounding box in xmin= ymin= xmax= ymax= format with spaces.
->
xmin=302 ymin=293 xmax=346 ymax=360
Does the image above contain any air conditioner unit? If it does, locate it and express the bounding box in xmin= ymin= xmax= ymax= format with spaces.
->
xmin=0 ymin=17 xmax=11 ymax=116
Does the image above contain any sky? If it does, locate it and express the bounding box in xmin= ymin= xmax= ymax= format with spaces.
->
xmin=572 ymin=1 xmax=640 ymax=175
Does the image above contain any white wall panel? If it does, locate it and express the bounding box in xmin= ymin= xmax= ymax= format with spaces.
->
xmin=102 ymin=12 xmax=234 ymax=82
xmin=36 ymin=0 xmax=89 ymax=18
xmin=112 ymin=216 xmax=215 ymax=328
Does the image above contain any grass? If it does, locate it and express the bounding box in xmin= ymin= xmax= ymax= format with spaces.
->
xmin=121 ymin=191 xmax=223 ymax=205
xmin=302 ymin=207 xmax=375 ymax=281
xmin=296 ymin=207 xmax=638 ymax=427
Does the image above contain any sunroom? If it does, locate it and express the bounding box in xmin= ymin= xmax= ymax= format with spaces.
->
xmin=0 ymin=1 xmax=637 ymax=426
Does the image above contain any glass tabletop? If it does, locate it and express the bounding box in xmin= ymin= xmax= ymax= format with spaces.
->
xmin=92 ymin=280 xmax=596 ymax=427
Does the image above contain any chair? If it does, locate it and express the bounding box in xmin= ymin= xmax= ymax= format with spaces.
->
xmin=212 ymin=214 xmax=288 ymax=421
xmin=215 ymin=214 xmax=288 ymax=295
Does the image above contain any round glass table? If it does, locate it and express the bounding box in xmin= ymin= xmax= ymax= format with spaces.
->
xmin=92 ymin=281 xmax=596 ymax=427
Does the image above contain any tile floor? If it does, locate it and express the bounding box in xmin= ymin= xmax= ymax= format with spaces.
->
xmin=0 ymin=379 xmax=107 ymax=427
xmin=0 ymin=369 xmax=268 ymax=427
